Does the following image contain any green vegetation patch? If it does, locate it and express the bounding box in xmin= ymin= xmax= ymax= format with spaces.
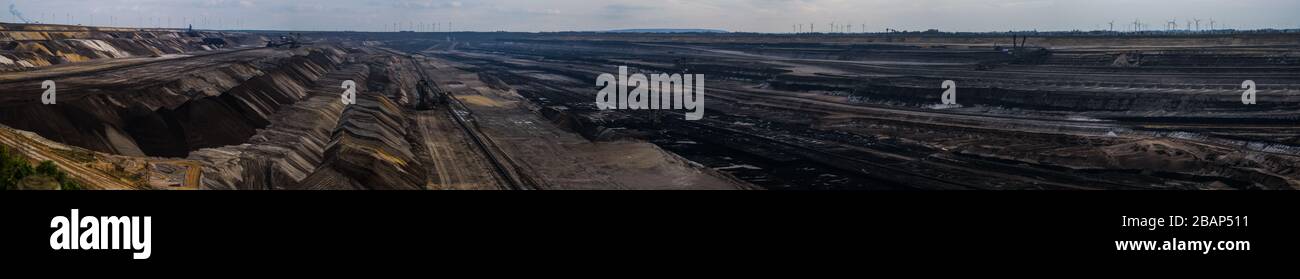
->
xmin=0 ymin=145 xmax=83 ymax=190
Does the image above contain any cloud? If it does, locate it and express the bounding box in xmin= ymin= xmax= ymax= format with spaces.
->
xmin=391 ymin=0 xmax=466 ymax=9
xmin=199 ymin=0 xmax=241 ymax=8
xmin=603 ymin=3 xmax=655 ymax=14
xmin=598 ymin=3 xmax=657 ymax=21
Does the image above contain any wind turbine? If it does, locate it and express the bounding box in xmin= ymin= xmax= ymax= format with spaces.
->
xmin=1108 ymin=21 xmax=1114 ymax=32
xmin=1209 ymin=19 xmax=1216 ymax=30
xmin=1168 ymin=20 xmax=1177 ymax=31
xmin=1193 ymin=18 xmax=1202 ymax=31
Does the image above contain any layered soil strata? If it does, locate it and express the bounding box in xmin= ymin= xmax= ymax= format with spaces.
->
xmin=0 ymin=47 xmax=343 ymax=157
xmin=1 ymin=23 xmax=265 ymax=71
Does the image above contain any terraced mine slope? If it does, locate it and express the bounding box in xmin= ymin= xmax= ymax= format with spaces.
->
xmin=0 ymin=25 xmax=747 ymax=190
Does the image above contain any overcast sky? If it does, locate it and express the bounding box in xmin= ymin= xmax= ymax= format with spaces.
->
xmin=6 ymin=0 xmax=1299 ymax=32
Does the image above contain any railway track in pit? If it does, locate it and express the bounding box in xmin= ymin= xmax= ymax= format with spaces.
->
xmin=682 ymin=85 xmax=1299 ymax=189
xmin=667 ymin=117 xmax=974 ymax=189
xmin=664 ymin=114 xmax=1144 ymax=190
xmin=707 ymin=84 xmax=1300 ymax=162
xmin=458 ymin=60 xmax=1233 ymax=189
xmin=432 ymin=51 xmax=1117 ymax=189
xmin=629 ymin=43 xmax=1300 ymax=85
xmin=436 ymin=45 xmax=1300 ymax=189
xmin=439 ymin=54 xmax=1129 ymax=132
xmin=448 ymin=47 xmax=1300 ymax=156
xmin=382 ymin=48 xmax=537 ymax=190
xmin=423 ymin=50 xmax=1170 ymax=188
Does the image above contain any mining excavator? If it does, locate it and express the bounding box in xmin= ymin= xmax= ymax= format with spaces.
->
xmin=413 ymin=79 xmax=446 ymax=110
xmin=979 ymin=34 xmax=1051 ymax=70
xmin=266 ymin=33 xmax=303 ymax=49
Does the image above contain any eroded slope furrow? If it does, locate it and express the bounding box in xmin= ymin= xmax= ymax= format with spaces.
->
xmin=297 ymin=90 xmax=428 ymax=190
xmin=189 ymin=62 xmax=367 ymax=189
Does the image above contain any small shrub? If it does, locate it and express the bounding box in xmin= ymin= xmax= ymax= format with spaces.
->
xmin=0 ymin=145 xmax=85 ymax=190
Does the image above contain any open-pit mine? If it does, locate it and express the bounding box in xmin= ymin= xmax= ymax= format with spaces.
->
xmin=2 ymin=22 xmax=1298 ymax=190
